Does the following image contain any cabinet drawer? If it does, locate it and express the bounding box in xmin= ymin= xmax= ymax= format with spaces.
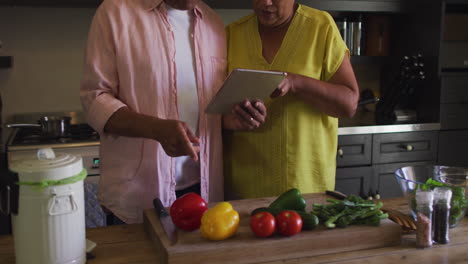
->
xmin=336 ymin=134 xmax=372 ymax=167
xmin=335 ymin=166 xmax=372 ymax=198
xmin=441 ymin=76 xmax=468 ymax=104
xmin=373 ymin=161 xmax=435 ymax=199
xmin=441 ymin=104 xmax=468 ymax=129
xmin=439 ymin=130 xmax=468 ymax=167
xmin=372 ymin=131 xmax=438 ymax=164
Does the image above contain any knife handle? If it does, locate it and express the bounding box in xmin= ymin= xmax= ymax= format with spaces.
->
xmin=325 ymin=190 xmax=347 ymax=200
xmin=153 ymin=198 xmax=170 ymax=218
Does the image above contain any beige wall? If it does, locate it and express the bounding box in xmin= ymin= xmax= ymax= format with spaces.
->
xmin=0 ymin=6 xmax=250 ymax=146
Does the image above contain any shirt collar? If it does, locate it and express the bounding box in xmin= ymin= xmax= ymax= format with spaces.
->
xmin=144 ymin=0 xmax=204 ymax=18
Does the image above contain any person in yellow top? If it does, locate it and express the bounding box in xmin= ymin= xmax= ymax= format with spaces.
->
xmin=223 ymin=0 xmax=360 ymax=199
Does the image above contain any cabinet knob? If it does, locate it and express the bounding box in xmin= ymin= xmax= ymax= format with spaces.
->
xmin=403 ymin=144 xmax=414 ymax=151
xmin=337 ymin=148 xmax=344 ymax=157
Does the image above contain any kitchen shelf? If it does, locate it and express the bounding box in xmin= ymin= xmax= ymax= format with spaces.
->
xmin=0 ymin=56 xmax=13 ymax=68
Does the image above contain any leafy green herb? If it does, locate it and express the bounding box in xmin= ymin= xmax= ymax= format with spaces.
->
xmin=312 ymin=195 xmax=388 ymax=229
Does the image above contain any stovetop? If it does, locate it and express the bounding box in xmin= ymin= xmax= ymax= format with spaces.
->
xmin=7 ymin=123 xmax=100 ymax=151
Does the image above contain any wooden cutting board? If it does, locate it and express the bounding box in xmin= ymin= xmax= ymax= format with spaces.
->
xmin=143 ymin=193 xmax=402 ymax=264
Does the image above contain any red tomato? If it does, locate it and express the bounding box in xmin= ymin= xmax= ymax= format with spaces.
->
xmin=275 ymin=211 xmax=303 ymax=236
xmin=250 ymin=212 xmax=276 ymax=238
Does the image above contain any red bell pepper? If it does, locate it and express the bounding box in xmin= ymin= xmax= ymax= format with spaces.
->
xmin=170 ymin=192 xmax=208 ymax=231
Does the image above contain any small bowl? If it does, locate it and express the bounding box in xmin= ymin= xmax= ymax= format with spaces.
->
xmin=395 ymin=165 xmax=468 ymax=228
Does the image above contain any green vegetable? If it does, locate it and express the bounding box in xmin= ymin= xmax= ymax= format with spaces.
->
xmin=312 ymin=195 xmax=388 ymax=229
xmin=250 ymin=207 xmax=281 ymax=216
xmin=268 ymin=188 xmax=307 ymax=212
xmin=296 ymin=211 xmax=319 ymax=230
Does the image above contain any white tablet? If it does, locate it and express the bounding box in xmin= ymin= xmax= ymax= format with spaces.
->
xmin=205 ymin=68 xmax=286 ymax=114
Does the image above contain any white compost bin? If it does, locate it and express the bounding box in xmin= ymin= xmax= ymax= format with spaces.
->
xmin=9 ymin=148 xmax=87 ymax=264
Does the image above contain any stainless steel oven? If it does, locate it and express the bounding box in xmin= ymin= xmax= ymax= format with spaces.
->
xmin=2 ymin=112 xmax=105 ymax=228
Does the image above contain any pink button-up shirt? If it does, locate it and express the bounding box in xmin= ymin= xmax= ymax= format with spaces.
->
xmin=80 ymin=0 xmax=227 ymax=223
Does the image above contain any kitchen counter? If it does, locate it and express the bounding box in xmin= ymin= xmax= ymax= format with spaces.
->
xmin=338 ymin=123 xmax=441 ymax=135
xmin=1 ymin=197 xmax=467 ymax=264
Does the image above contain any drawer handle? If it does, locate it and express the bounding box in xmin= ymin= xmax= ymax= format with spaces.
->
xmin=337 ymin=148 xmax=344 ymax=157
xmin=402 ymin=144 xmax=414 ymax=151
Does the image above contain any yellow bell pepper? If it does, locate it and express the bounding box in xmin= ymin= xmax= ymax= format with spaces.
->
xmin=200 ymin=202 xmax=239 ymax=240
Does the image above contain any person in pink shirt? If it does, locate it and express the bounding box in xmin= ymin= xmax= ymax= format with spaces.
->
xmin=80 ymin=0 xmax=266 ymax=224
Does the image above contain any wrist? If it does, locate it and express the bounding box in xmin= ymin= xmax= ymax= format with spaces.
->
xmin=147 ymin=116 xmax=164 ymax=141
xmin=288 ymin=73 xmax=298 ymax=94
xmin=222 ymin=114 xmax=234 ymax=130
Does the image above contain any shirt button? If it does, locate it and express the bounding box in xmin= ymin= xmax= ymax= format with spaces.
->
xmin=190 ymin=33 xmax=194 ymax=38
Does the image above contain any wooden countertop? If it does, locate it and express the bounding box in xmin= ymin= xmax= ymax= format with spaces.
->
xmin=1 ymin=197 xmax=467 ymax=264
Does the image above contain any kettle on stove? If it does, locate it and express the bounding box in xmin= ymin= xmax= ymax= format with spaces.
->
xmin=8 ymin=147 xmax=87 ymax=264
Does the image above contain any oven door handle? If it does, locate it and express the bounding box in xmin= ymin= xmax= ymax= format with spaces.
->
xmin=0 ymin=185 xmax=11 ymax=215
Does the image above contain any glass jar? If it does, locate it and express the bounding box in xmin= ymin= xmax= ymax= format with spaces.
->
xmin=433 ymin=187 xmax=452 ymax=244
xmin=415 ymin=189 xmax=434 ymax=248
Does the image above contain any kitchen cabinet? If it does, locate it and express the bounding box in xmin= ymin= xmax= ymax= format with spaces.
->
xmin=439 ymin=130 xmax=468 ymax=166
xmin=336 ymin=134 xmax=372 ymax=167
xmin=335 ymin=166 xmax=372 ymax=198
xmin=335 ymin=130 xmax=439 ymax=199
xmin=335 ymin=134 xmax=372 ymax=197
xmin=440 ymin=104 xmax=468 ymax=129
xmin=441 ymin=75 xmax=468 ymax=104
xmin=437 ymin=0 xmax=468 ymax=167
xmin=372 ymin=131 xmax=438 ymax=164
xmin=440 ymin=74 xmax=468 ymax=129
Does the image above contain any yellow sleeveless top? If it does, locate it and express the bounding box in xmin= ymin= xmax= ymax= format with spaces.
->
xmin=224 ymin=4 xmax=348 ymax=199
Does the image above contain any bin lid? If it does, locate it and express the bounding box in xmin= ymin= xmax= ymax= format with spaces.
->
xmin=9 ymin=148 xmax=84 ymax=182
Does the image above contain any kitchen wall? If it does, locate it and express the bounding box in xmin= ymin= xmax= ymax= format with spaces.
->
xmin=0 ymin=7 xmax=251 ymax=146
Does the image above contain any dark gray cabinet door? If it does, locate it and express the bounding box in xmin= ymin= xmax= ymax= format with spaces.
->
xmin=439 ymin=130 xmax=468 ymax=166
xmin=373 ymin=131 xmax=438 ymax=164
xmin=373 ymin=161 xmax=435 ymax=199
xmin=335 ymin=166 xmax=372 ymax=198
xmin=440 ymin=104 xmax=468 ymax=130
xmin=440 ymin=75 xmax=468 ymax=129
xmin=441 ymin=75 xmax=468 ymax=104
xmin=337 ymin=134 xmax=372 ymax=167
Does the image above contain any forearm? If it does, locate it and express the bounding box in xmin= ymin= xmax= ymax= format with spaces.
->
xmin=292 ymin=75 xmax=358 ymax=118
xmin=104 ymin=107 xmax=160 ymax=140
